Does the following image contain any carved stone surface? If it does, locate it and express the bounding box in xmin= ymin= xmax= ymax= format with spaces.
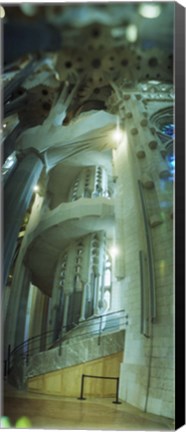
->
xmin=18 ymin=85 xmax=59 ymax=127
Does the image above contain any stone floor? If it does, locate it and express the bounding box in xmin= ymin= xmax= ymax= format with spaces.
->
xmin=2 ymin=383 xmax=175 ymax=430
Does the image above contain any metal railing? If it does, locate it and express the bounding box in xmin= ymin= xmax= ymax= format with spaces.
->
xmin=5 ymin=309 xmax=128 ymax=376
xmin=78 ymin=374 xmax=121 ymax=404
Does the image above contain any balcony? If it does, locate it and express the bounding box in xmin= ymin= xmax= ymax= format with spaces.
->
xmin=24 ymin=197 xmax=114 ymax=295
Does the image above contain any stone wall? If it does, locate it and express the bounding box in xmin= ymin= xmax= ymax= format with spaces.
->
xmin=112 ymin=102 xmax=174 ymax=418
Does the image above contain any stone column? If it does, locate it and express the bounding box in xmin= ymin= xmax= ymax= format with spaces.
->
xmin=4 ymin=264 xmax=31 ymax=358
xmin=79 ymin=283 xmax=87 ymax=322
xmin=14 ymin=268 xmax=31 ymax=350
xmin=93 ymin=275 xmax=100 ymax=315
xmin=3 ymin=151 xmax=44 ymax=285
xmin=62 ymin=294 xmax=70 ymax=331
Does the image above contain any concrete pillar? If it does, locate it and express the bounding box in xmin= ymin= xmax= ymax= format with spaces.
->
xmin=3 ymin=151 xmax=43 ymax=285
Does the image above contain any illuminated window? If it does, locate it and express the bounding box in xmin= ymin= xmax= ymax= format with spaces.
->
xmin=150 ymin=109 xmax=175 ymax=179
xmin=104 ymin=254 xmax=112 ymax=288
xmin=159 ymin=121 xmax=175 ymax=178
xmin=103 ymin=290 xmax=111 ymax=310
xmin=161 ymin=123 xmax=175 ymax=139
xmin=104 ymin=268 xmax=111 ymax=287
xmin=166 ymin=152 xmax=175 ymax=178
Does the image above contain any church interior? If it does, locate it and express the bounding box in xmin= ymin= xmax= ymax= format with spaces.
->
xmin=1 ymin=2 xmax=175 ymax=429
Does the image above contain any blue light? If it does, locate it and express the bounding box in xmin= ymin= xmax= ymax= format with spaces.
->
xmin=169 ymin=158 xmax=175 ymax=168
xmin=161 ymin=123 xmax=175 ymax=139
xmin=167 ymin=153 xmax=175 ymax=177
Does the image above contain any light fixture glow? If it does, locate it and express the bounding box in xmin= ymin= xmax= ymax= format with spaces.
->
xmin=34 ymin=185 xmax=39 ymax=192
xmin=126 ymin=25 xmax=138 ymax=43
xmin=109 ymin=246 xmax=119 ymax=258
xmin=113 ymin=126 xmax=123 ymax=144
xmin=3 ymin=124 xmax=7 ymax=128
xmin=5 ymin=159 xmax=14 ymax=169
xmin=138 ymin=3 xmax=161 ymax=19
xmin=0 ymin=5 xmax=5 ymax=19
xmin=2 ymin=152 xmax=16 ymax=171
xmin=113 ymin=129 xmax=123 ymax=140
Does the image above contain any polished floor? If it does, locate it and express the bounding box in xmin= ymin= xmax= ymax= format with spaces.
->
xmin=2 ymin=383 xmax=174 ymax=430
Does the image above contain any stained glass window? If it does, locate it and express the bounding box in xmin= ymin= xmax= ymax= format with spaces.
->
xmin=159 ymin=121 xmax=175 ymax=177
xmin=161 ymin=123 xmax=175 ymax=139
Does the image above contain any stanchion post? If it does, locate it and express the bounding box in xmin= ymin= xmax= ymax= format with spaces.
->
xmin=78 ymin=374 xmax=86 ymax=400
xmin=112 ymin=378 xmax=122 ymax=404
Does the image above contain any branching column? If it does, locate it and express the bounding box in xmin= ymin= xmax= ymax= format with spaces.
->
xmin=4 ymin=151 xmax=44 ymax=285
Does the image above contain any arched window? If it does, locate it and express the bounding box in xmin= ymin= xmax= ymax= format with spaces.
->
xmin=103 ymin=289 xmax=111 ymax=310
xmin=160 ymin=121 xmax=175 ymax=179
xmin=104 ymin=254 xmax=112 ymax=288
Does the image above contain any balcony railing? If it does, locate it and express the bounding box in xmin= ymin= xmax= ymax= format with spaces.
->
xmin=5 ymin=309 xmax=128 ymax=376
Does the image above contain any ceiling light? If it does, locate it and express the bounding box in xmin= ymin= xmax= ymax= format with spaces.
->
xmin=138 ymin=3 xmax=161 ymax=19
xmin=0 ymin=6 xmax=5 ymax=19
xmin=126 ymin=25 xmax=138 ymax=43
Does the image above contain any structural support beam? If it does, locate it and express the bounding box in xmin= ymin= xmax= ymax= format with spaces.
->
xmin=3 ymin=151 xmax=44 ymax=285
